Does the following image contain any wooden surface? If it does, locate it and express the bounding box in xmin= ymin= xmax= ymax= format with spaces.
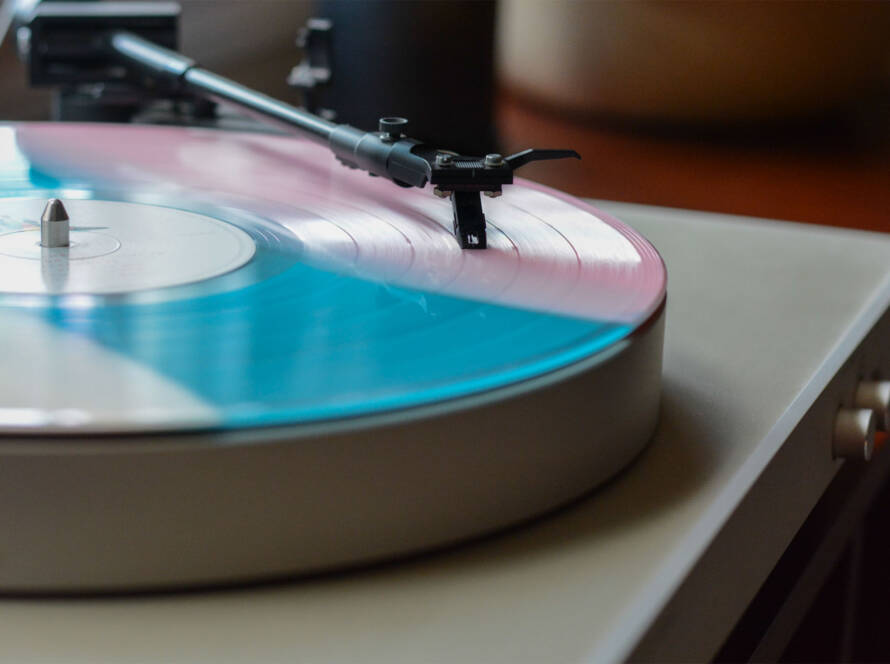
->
xmin=498 ymin=92 xmax=890 ymax=232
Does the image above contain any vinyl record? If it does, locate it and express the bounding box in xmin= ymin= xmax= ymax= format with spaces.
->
xmin=0 ymin=123 xmax=666 ymax=434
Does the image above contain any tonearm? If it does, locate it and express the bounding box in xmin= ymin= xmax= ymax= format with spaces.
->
xmin=20 ymin=1 xmax=580 ymax=249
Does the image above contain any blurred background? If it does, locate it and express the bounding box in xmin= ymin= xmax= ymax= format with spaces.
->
xmin=2 ymin=1 xmax=890 ymax=660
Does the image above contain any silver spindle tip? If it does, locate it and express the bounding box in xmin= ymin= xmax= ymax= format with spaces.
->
xmin=40 ymin=199 xmax=70 ymax=248
xmin=41 ymin=199 xmax=69 ymax=223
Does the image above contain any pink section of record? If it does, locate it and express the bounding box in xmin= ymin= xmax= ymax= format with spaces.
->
xmin=11 ymin=123 xmax=665 ymax=324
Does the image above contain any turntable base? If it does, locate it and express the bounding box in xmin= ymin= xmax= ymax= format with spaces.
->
xmin=1 ymin=203 xmax=888 ymax=663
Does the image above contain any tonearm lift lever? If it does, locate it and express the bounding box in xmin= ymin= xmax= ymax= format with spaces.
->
xmin=22 ymin=2 xmax=580 ymax=249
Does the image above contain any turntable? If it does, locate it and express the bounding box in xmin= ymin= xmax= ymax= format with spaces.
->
xmin=0 ymin=2 xmax=664 ymax=591
xmin=2 ymin=3 xmax=890 ymax=662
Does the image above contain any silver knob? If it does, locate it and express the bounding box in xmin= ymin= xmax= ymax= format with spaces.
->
xmin=854 ymin=380 xmax=890 ymax=430
xmin=832 ymin=408 xmax=876 ymax=461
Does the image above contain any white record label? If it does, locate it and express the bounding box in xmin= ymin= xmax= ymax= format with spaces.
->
xmin=0 ymin=198 xmax=256 ymax=294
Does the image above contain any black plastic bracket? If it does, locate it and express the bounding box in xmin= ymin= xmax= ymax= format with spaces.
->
xmin=427 ymin=148 xmax=580 ymax=249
